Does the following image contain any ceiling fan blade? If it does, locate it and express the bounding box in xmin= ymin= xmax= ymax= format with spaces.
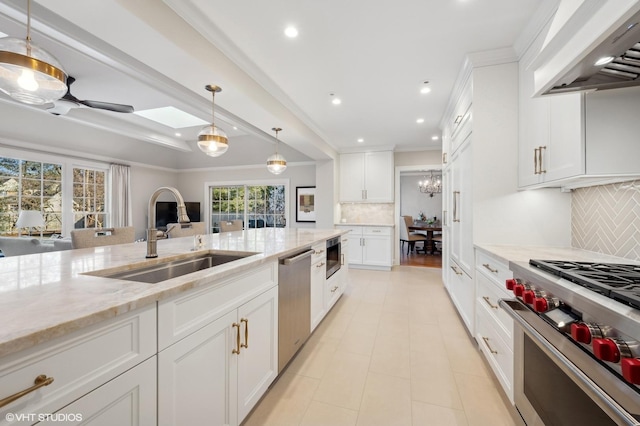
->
xmin=79 ymin=100 xmax=134 ymax=113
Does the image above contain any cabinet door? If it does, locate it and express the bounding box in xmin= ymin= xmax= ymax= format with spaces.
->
xmin=363 ymin=151 xmax=394 ymax=202
xmin=237 ymin=287 xmax=278 ymax=423
xmin=448 ymin=261 xmax=474 ymax=334
xmin=348 ymin=238 xmax=363 ymax=265
xmin=450 ymin=146 xmax=462 ymax=266
xmin=310 ymin=258 xmax=327 ymax=332
xmin=42 ymin=357 xmax=157 ymax=426
xmin=458 ymin=140 xmax=474 ymax=275
xmin=545 ymin=94 xmax=585 ymax=181
xmin=340 ymin=153 xmax=365 ymax=202
xmin=362 ymin=235 xmax=391 ymax=267
xmin=441 ymin=167 xmax=451 ymax=288
xmin=158 ymin=310 xmax=238 ymax=426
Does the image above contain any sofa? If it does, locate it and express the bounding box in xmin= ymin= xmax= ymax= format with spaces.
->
xmin=0 ymin=237 xmax=72 ymax=257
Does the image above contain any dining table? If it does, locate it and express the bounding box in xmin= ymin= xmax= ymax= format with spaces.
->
xmin=408 ymin=222 xmax=442 ymax=254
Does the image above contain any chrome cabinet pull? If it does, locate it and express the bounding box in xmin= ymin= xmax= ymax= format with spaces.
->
xmin=0 ymin=375 xmax=54 ymax=408
xmin=241 ymin=318 xmax=249 ymax=349
xmin=534 ymin=147 xmax=539 ymax=174
xmin=482 ymin=336 xmax=498 ymax=354
xmin=442 ymin=152 xmax=447 ymax=164
xmin=454 ymin=115 xmax=463 ymax=124
xmin=341 ymin=254 xmax=344 ymax=265
xmin=450 ymin=265 xmax=463 ymax=276
xmin=482 ymin=263 xmax=498 ymax=273
xmin=443 ymin=210 xmax=447 ymax=227
xmin=331 ymin=286 xmax=339 ymax=293
xmin=316 ymin=261 xmax=325 ymax=268
xmin=232 ymin=323 xmax=241 ymax=354
xmin=453 ymin=191 xmax=460 ymax=222
xmin=314 ymin=249 xmax=325 ymax=255
xmin=483 ymin=296 xmax=499 ymax=309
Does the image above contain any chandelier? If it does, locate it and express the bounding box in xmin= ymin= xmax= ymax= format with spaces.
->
xmin=418 ymin=170 xmax=442 ymax=197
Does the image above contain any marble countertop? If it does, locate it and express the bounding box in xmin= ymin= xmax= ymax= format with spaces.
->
xmin=0 ymin=228 xmax=344 ymax=358
xmin=475 ymin=244 xmax=640 ymax=265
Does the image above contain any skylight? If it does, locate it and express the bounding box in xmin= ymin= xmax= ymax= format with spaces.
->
xmin=134 ymin=106 xmax=208 ymax=129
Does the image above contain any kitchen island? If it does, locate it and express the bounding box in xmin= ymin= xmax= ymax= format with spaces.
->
xmin=0 ymin=228 xmax=345 ymax=426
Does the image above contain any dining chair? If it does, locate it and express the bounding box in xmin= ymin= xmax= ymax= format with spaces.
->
xmin=71 ymin=226 xmax=135 ymax=249
xmin=219 ymin=220 xmax=243 ymax=233
xmin=401 ymin=216 xmax=427 ymax=254
xmin=166 ymin=222 xmax=206 ymax=238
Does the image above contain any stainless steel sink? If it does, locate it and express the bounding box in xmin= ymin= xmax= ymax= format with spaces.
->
xmin=88 ymin=251 xmax=257 ymax=284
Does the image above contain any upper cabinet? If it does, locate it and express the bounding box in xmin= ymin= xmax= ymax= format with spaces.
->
xmin=518 ymin=15 xmax=640 ymax=189
xmin=339 ymin=151 xmax=394 ymax=202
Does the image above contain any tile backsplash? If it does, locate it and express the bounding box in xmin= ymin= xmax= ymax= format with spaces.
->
xmin=340 ymin=203 xmax=395 ymax=224
xmin=572 ymin=179 xmax=640 ymax=261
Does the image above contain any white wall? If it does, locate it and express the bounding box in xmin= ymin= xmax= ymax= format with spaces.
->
xmin=400 ymin=175 xmax=442 ymax=222
xmin=176 ymin=163 xmax=316 ymax=229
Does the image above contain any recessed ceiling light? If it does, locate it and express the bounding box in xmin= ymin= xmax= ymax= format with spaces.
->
xmin=175 ymin=132 xmax=181 ymax=137
xmin=420 ymin=87 xmax=431 ymax=94
xmin=284 ymin=26 xmax=299 ymax=38
xmin=233 ymin=126 xmax=238 ymax=130
xmin=357 ymin=138 xmax=364 ymax=143
xmin=431 ymin=135 xmax=439 ymax=141
xmin=332 ymin=98 xmax=342 ymax=105
xmin=416 ymin=118 xmax=425 ymax=124
xmin=594 ymin=56 xmax=614 ymax=66
xmin=134 ymin=106 xmax=208 ymax=128
xmin=0 ymin=31 xmax=7 ymax=38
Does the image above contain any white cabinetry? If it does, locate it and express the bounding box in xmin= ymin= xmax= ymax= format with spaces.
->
xmin=450 ymin=137 xmax=473 ymax=276
xmin=157 ymin=262 xmax=278 ymax=426
xmin=310 ymin=242 xmax=327 ymax=332
xmin=448 ymin=260 xmax=474 ymax=332
xmin=339 ymin=151 xmax=394 ymax=202
xmin=475 ymin=249 xmax=514 ymax=402
xmin=336 ymin=225 xmax=392 ymax=270
xmin=0 ymin=307 xmax=157 ymax=426
xmin=519 ymin=18 xmax=640 ymax=189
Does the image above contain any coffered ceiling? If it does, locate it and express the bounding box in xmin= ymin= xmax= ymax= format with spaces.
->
xmin=0 ymin=0 xmax=554 ymax=169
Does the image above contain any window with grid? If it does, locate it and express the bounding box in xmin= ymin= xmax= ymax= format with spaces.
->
xmin=72 ymin=168 xmax=107 ymax=229
xmin=0 ymin=157 xmax=62 ymax=237
xmin=209 ymin=184 xmax=286 ymax=233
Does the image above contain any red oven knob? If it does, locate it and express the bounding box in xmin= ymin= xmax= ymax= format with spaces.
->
xmin=505 ymin=278 xmax=517 ymax=290
xmin=621 ymin=358 xmax=640 ymax=384
xmin=522 ymin=290 xmax=535 ymax=304
xmin=593 ymin=338 xmax=621 ymax=363
xmin=571 ymin=323 xmax=593 ymax=344
xmin=533 ymin=296 xmax=559 ymax=313
xmin=513 ymin=283 xmax=526 ymax=297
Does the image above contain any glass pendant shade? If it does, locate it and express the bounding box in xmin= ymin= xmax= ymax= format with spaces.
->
xmin=267 ymin=152 xmax=287 ymax=174
xmin=267 ymin=127 xmax=287 ymax=174
xmin=197 ymin=124 xmax=228 ymax=157
xmin=0 ymin=2 xmax=68 ymax=106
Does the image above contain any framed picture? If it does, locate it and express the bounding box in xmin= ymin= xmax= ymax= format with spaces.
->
xmin=296 ymin=186 xmax=316 ymax=222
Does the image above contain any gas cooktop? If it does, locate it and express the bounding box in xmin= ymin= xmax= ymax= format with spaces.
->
xmin=530 ymin=260 xmax=640 ymax=311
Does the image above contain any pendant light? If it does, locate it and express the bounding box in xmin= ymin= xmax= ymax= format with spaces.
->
xmin=197 ymin=84 xmax=228 ymax=157
xmin=0 ymin=0 xmax=68 ymax=105
xmin=267 ymin=127 xmax=287 ymax=175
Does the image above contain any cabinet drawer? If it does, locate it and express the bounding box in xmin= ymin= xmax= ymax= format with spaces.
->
xmin=476 ymin=250 xmax=512 ymax=290
xmin=0 ymin=306 xmax=156 ymax=420
xmin=476 ymin=273 xmax=514 ymax=345
xmin=311 ymin=242 xmax=326 ymax=265
xmin=336 ymin=226 xmax=363 ymax=236
xmin=476 ymin=306 xmax=514 ymax=403
xmin=363 ymin=226 xmax=391 ymax=236
xmin=158 ymin=261 xmax=277 ymax=350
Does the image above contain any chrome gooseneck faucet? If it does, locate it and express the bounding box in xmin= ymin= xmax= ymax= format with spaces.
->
xmin=146 ymin=187 xmax=190 ymax=258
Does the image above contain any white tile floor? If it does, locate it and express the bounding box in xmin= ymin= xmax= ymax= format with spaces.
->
xmin=243 ymin=266 xmax=522 ymax=426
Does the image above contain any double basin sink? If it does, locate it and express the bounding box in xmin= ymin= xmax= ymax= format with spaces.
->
xmin=86 ymin=250 xmax=258 ymax=284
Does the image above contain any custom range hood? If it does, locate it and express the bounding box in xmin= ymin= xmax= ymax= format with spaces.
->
xmin=545 ymin=8 xmax=640 ymax=94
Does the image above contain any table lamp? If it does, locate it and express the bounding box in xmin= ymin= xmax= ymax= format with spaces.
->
xmin=16 ymin=210 xmax=44 ymax=237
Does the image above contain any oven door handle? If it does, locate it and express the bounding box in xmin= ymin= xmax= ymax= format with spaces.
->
xmin=499 ymin=299 xmax=640 ymax=426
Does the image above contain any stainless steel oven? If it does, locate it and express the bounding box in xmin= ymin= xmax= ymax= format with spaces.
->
xmin=500 ymin=260 xmax=640 ymax=426
xmin=326 ymin=236 xmax=341 ymax=279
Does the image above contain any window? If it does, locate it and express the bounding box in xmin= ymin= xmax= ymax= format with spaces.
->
xmin=0 ymin=157 xmax=62 ymax=237
xmin=73 ymin=167 xmax=107 ymax=229
xmin=209 ymin=183 xmax=287 ymax=233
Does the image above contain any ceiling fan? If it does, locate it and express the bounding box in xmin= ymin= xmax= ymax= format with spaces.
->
xmin=45 ymin=76 xmax=134 ymax=115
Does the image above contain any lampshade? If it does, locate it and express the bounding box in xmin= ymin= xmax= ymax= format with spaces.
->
xmin=267 ymin=127 xmax=287 ymax=175
xmin=0 ymin=0 xmax=68 ymax=105
xmin=16 ymin=210 xmax=44 ymax=228
xmin=197 ymin=84 xmax=228 ymax=157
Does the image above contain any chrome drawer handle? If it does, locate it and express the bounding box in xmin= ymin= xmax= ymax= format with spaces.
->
xmin=450 ymin=266 xmax=463 ymax=276
xmin=482 ymin=337 xmax=498 ymax=354
xmin=482 ymin=296 xmax=498 ymax=309
xmin=0 ymin=375 xmax=54 ymax=408
xmin=316 ymin=262 xmax=325 ymax=268
xmin=331 ymin=286 xmax=339 ymax=293
xmin=482 ymin=263 xmax=498 ymax=273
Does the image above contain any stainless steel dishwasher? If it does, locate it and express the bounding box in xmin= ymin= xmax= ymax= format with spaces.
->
xmin=278 ymin=248 xmax=313 ymax=373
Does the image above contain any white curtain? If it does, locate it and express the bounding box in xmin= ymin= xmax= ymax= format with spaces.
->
xmin=110 ymin=164 xmax=132 ymax=227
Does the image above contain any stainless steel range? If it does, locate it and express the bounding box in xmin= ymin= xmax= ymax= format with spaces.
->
xmin=500 ymin=259 xmax=640 ymax=426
